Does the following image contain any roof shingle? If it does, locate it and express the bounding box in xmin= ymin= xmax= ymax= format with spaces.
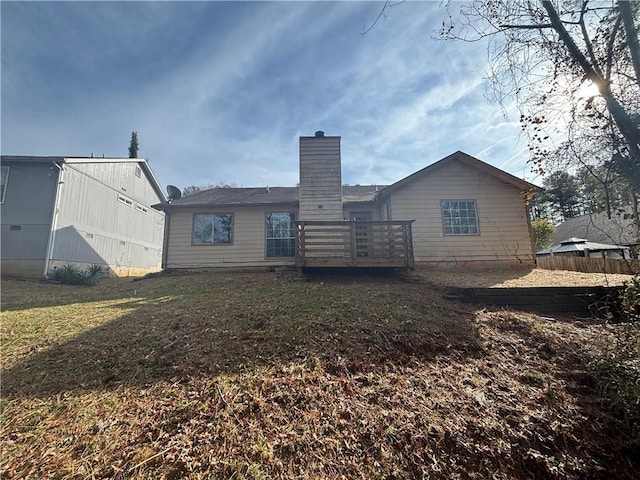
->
xmin=155 ymin=185 xmax=385 ymax=210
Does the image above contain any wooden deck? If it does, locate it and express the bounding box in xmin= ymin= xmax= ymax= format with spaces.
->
xmin=295 ymin=220 xmax=415 ymax=269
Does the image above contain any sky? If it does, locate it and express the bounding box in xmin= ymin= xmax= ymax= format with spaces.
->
xmin=1 ymin=1 xmax=537 ymax=192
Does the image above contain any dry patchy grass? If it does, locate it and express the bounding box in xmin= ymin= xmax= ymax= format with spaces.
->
xmin=1 ymin=270 xmax=638 ymax=479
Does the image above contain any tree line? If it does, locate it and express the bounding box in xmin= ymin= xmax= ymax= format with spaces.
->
xmin=530 ymin=165 xmax=632 ymax=223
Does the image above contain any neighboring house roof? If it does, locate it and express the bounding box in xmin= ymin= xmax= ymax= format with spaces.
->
xmin=377 ymin=151 xmax=541 ymax=198
xmin=537 ymin=237 xmax=631 ymax=255
xmin=1 ymin=155 xmax=167 ymax=202
xmin=551 ymin=207 xmax=638 ymax=246
xmin=154 ymin=151 xmax=539 ymax=211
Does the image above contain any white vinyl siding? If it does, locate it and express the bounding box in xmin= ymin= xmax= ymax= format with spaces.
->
xmin=51 ymin=163 xmax=165 ymax=276
xmin=70 ymin=162 xmax=161 ymax=207
xmin=388 ymin=158 xmax=534 ymax=263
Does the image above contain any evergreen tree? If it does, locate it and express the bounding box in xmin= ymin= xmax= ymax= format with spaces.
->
xmin=128 ymin=132 xmax=139 ymax=158
xmin=182 ymin=182 xmax=237 ymax=197
xmin=540 ymin=171 xmax=581 ymax=222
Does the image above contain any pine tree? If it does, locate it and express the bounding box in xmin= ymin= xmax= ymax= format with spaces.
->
xmin=128 ymin=132 xmax=139 ymax=158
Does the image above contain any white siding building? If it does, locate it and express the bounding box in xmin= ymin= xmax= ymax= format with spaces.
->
xmin=1 ymin=156 xmax=166 ymax=278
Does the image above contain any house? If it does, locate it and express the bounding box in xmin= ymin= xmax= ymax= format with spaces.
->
xmin=0 ymin=156 xmax=166 ymax=278
xmin=154 ymin=132 xmax=540 ymax=270
xmin=551 ymin=208 xmax=639 ymax=258
xmin=536 ymin=237 xmax=631 ymax=259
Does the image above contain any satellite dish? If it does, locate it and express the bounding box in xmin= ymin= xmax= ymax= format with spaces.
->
xmin=166 ymin=185 xmax=182 ymax=201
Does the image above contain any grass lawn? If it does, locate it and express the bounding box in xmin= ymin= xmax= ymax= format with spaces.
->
xmin=1 ymin=270 xmax=638 ymax=479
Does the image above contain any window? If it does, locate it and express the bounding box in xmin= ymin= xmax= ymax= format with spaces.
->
xmin=1 ymin=166 xmax=9 ymax=203
xmin=350 ymin=212 xmax=373 ymax=257
xmin=441 ymin=200 xmax=479 ymax=235
xmin=135 ymin=166 xmax=142 ymax=178
xmin=136 ymin=204 xmax=148 ymax=214
xmin=266 ymin=212 xmax=296 ymax=257
xmin=193 ymin=214 xmax=233 ymax=245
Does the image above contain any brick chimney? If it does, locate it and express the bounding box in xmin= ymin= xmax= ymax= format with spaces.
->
xmin=298 ymin=131 xmax=343 ymax=221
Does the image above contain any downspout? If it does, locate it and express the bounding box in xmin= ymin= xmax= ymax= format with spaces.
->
xmin=43 ymin=161 xmax=64 ymax=277
xmin=161 ymin=210 xmax=170 ymax=269
xmin=524 ymin=198 xmax=536 ymax=264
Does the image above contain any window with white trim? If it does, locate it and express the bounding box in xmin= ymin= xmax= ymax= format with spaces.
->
xmin=193 ymin=214 xmax=233 ymax=245
xmin=1 ymin=166 xmax=9 ymax=203
xmin=265 ymin=212 xmax=296 ymax=257
xmin=441 ymin=200 xmax=479 ymax=235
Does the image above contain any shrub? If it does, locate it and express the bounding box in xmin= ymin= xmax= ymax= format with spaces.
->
xmin=589 ymin=357 xmax=640 ymax=466
xmin=531 ymin=218 xmax=555 ymax=252
xmin=48 ymin=264 xmax=107 ymax=286
xmin=82 ymin=263 xmax=107 ymax=285
xmin=620 ymin=275 xmax=640 ymax=322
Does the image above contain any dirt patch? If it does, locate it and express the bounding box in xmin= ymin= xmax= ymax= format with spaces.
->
xmin=420 ymin=266 xmax=634 ymax=288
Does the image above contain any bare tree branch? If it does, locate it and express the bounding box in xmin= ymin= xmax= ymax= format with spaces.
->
xmin=542 ymin=0 xmax=640 ymax=175
xmin=605 ymin=12 xmax=623 ymax=82
xmin=580 ymin=1 xmax=605 ymax=79
xmin=618 ymin=0 xmax=640 ymax=89
xmin=498 ymin=23 xmax=553 ymax=29
xmin=362 ymin=0 xmax=405 ymax=35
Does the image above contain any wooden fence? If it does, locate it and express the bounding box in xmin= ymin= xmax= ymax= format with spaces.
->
xmin=536 ymin=255 xmax=640 ymax=274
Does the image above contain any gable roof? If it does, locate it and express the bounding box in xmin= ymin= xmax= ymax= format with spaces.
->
xmin=1 ymin=155 xmax=167 ymax=202
xmin=377 ymin=151 xmax=540 ymax=198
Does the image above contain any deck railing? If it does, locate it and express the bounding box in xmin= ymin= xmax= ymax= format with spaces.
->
xmin=295 ymin=220 xmax=415 ymax=268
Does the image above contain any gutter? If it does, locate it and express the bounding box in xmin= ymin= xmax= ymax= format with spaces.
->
xmin=43 ymin=161 xmax=64 ymax=277
xmin=153 ymin=201 xmax=300 ymax=211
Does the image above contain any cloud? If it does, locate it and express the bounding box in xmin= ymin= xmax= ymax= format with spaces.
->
xmin=1 ymin=2 xmax=536 ymax=192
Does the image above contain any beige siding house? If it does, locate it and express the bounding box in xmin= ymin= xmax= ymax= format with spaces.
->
xmin=376 ymin=152 xmax=536 ymax=264
xmin=155 ymin=132 xmax=539 ymax=269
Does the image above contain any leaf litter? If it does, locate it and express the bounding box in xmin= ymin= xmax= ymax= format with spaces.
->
xmin=1 ymin=270 xmax=638 ymax=479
